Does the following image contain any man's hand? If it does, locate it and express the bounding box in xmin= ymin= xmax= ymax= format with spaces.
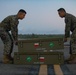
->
xmin=64 ymin=38 xmax=67 ymax=42
xmin=14 ymin=41 xmax=18 ymax=45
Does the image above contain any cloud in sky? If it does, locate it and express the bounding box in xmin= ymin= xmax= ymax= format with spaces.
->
xmin=0 ymin=0 xmax=76 ymax=34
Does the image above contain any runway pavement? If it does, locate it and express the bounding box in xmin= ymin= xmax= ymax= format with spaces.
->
xmin=0 ymin=39 xmax=76 ymax=75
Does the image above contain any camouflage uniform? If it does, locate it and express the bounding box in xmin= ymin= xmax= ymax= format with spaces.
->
xmin=65 ymin=13 xmax=76 ymax=54
xmin=0 ymin=15 xmax=19 ymax=55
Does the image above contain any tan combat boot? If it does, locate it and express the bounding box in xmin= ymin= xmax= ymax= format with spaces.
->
xmin=68 ymin=54 xmax=76 ymax=64
xmin=66 ymin=54 xmax=76 ymax=61
xmin=3 ymin=55 xmax=13 ymax=64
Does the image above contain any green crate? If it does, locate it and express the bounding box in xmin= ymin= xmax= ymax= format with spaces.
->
xmin=14 ymin=52 xmax=64 ymax=65
xmin=18 ymin=38 xmax=64 ymax=52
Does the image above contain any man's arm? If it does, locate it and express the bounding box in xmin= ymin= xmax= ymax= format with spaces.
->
xmin=64 ymin=18 xmax=71 ymax=42
xmin=10 ymin=18 xmax=19 ymax=43
xmin=65 ymin=24 xmax=70 ymax=38
xmin=65 ymin=18 xmax=71 ymax=38
xmin=11 ymin=24 xmax=18 ymax=41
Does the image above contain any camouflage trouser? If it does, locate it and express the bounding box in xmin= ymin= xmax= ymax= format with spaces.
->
xmin=0 ymin=28 xmax=14 ymax=55
xmin=70 ymin=28 xmax=76 ymax=54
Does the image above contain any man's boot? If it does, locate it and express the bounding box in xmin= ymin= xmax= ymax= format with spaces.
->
xmin=66 ymin=54 xmax=76 ymax=64
xmin=8 ymin=54 xmax=13 ymax=61
xmin=65 ymin=54 xmax=75 ymax=62
xmin=68 ymin=58 xmax=76 ymax=64
xmin=3 ymin=55 xmax=13 ymax=64
xmin=68 ymin=55 xmax=76 ymax=64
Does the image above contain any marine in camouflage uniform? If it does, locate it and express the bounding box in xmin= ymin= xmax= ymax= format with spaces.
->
xmin=0 ymin=15 xmax=19 ymax=55
xmin=0 ymin=9 xmax=26 ymax=64
xmin=65 ymin=13 xmax=76 ymax=54
xmin=58 ymin=8 xmax=76 ymax=64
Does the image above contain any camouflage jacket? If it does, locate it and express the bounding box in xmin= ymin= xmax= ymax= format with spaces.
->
xmin=65 ymin=13 xmax=76 ymax=38
xmin=0 ymin=15 xmax=19 ymax=41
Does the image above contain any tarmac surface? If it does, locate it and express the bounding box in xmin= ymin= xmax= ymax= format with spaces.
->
xmin=0 ymin=39 xmax=76 ymax=75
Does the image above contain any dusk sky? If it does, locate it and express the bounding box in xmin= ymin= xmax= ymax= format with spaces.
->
xmin=0 ymin=0 xmax=76 ymax=34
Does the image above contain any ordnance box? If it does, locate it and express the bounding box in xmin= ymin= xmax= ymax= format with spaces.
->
xmin=14 ymin=52 xmax=64 ymax=64
xmin=18 ymin=38 xmax=64 ymax=52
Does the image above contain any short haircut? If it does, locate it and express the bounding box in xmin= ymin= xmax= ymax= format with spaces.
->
xmin=18 ymin=9 xmax=27 ymax=14
xmin=57 ymin=8 xmax=66 ymax=12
